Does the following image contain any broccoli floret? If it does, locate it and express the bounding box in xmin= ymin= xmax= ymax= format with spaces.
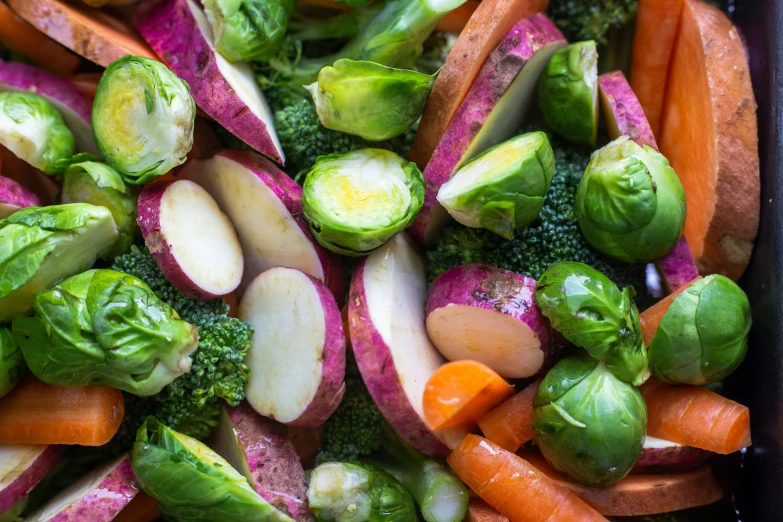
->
xmin=426 ymin=134 xmax=648 ymax=293
xmin=547 ymin=0 xmax=638 ymax=46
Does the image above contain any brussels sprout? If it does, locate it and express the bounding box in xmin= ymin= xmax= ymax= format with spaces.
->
xmin=0 ymin=204 xmax=120 ymax=323
xmin=62 ymin=161 xmax=138 ymax=256
xmin=302 ymin=148 xmax=424 ymax=256
xmin=536 ymin=261 xmax=649 ymax=385
xmin=132 ymin=417 xmax=293 ymax=522
xmin=307 ymin=60 xmax=435 ymax=141
xmin=93 ymin=56 xmax=196 ymax=184
xmin=648 ymin=275 xmax=751 ymax=385
xmin=537 ymin=41 xmax=598 ymax=145
xmin=0 ymin=91 xmax=75 ymax=176
xmin=533 ymin=354 xmax=647 ymax=487
xmin=13 ymin=269 xmax=198 ymax=396
xmin=575 ymin=137 xmax=686 ymax=263
xmin=203 ymin=0 xmax=294 ymax=63
xmin=436 ymin=131 xmax=555 ymax=240
xmin=0 ymin=327 xmax=23 ymax=398
xmin=308 ymin=462 xmax=418 ymax=522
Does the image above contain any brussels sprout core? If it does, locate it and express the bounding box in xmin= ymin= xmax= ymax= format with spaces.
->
xmin=302 ymin=148 xmax=425 ymax=256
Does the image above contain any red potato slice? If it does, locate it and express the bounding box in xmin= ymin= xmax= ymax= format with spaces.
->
xmin=239 ymin=267 xmax=346 ymax=427
xmin=0 ymin=176 xmax=41 ymax=218
xmin=425 ymin=264 xmax=550 ymax=379
xmin=0 ymin=61 xmax=98 ymax=155
xmin=409 ymin=14 xmax=566 ymax=246
xmin=598 ymin=71 xmax=658 ymax=150
xmin=0 ymin=445 xmax=64 ymax=514
xmin=136 ymin=0 xmax=284 ymax=165
xmin=631 ymin=436 xmax=711 ymax=474
xmin=24 ymin=455 xmax=138 ymax=522
xmin=348 ymin=233 xmax=449 ymax=458
xmin=212 ymin=403 xmax=314 ymax=522
xmin=182 ymin=150 xmax=342 ymax=299
xmin=137 ymin=179 xmax=244 ymax=300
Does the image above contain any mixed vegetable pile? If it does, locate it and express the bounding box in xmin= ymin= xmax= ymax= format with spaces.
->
xmin=0 ymin=0 xmax=759 ymax=521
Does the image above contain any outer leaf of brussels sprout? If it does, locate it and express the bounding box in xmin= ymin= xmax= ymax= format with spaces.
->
xmin=533 ymin=354 xmax=647 ymax=488
xmin=0 ymin=327 xmax=23 ymax=398
xmin=203 ymin=0 xmax=294 ymax=63
xmin=535 ymin=261 xmax=649 ymax=385
xmin=0 ymin=91 xmax=75 ymax=176
xmin=575 ymin=137 xmax=686 ymax=263
xmin=307 ymin=60 xmax=435 ymax=142
xmin=648 ymin=275 xmax=751 ymax=385
xmin=537 ymin=41 xmax=598 ymax=146
xmin=131 ymin=417 xmax=293 ymax=522
xmin=92 ymin=56 xmax=196 ymax=184
xmin=302 ymin=148 xmax=425 ymax=256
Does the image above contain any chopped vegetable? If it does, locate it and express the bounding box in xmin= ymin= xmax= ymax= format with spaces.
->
xmin=0 ymin=445 xmax=64 ymax=515
xmin=597 ymin=71 xmax=657 ymax=150
xmin=0 ymin=328 xmax=22 ymax=398
xmin=632 ymin=436 xmax=710 ymax=474
xmin=657 ymin=237 xmax=700 ymax=294
xmin=477 ymin=378 xmax=541 ymax=452
xmin=113 ymin=492 xmax=160 ymax=522
xmin=0 ymin=176 xmax=39 ymax=219
xmin=547 ymin=0 xmax=638 ymax=47
xmin=639 ymin=276 xmax=701 ymax=347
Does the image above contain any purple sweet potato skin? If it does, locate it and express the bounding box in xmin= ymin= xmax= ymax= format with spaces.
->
xmin=657 ymin=236 xmax=701 ymax=293
xmin=632 ymin=443 xmax=711 ymax=474
xmin=409 ymin=14 xmax=565 ymax=245
xmin=0 ymin=175 xmax=41 ymax=209
xmin=599 ymin=71 xmax=659 ymax=151
xmin=135 ymin=0 xmax=283 ymax=164
xmin=0 ymin=445 xmax=65 ymax=513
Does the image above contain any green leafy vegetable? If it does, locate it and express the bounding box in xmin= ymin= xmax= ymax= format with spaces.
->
xmin=547 ymin=0 xmax=638 ymax=47
xmin=0 ymin=327 xmax=23 ymax=398
xmin=203 ymin=0 xmax=294 ymax=62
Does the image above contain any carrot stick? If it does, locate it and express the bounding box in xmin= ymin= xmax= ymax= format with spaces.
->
xmin=640 ymin=379 xmax=751 ymax=454
xmin=0 ymin=376 xmax=125 ymax=446
xmin=113 ymin=491 xmax=159 ymax=522
xmin=639 ymin=276 xmax=701 ymax=346
xmin=423 ymin=361 xmax=514 ymax=430
xmin=447 ymin=435 xmax=608 ymax=522
xmin=477 ymin=378 xmax=540 ymax=452
xmin=69 ymin=73 xmax=103 ymax=98
xmin=465 ymin=497 xmax=509 ymax=522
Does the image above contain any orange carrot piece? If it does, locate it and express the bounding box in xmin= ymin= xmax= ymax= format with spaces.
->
xmin=113 ymin=491 xmax=159 ymax=522
xmin=223 ymin=292 xmax=238 ymax=318
xmin=447 ymin=435 xmax=608 ymax=522
xmin=629 ymin=0 xmax=684 ymax=137
xmin=477 ymin=378 xmax=540 ymax=452
xmin=640 ymin=379 xmax=751 ymax=454
xmin=465 ymin=497 xmax=509 ymax=522
xmin=436 ymin=1 xmax=480 ymax=33
xmin=0 ymin=145 xmax=60 ymax=205
xmin=0 ymin=377 xmax=125 ymax=446
xmin=423 ymin=361 xmax=515 ymax=430
xmin=69 ymin=73 xmax=103 ymax=98
xmin=639 ymin=276 xmax=701 ymax=346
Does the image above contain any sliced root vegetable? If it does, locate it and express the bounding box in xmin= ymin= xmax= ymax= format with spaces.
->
xmin=435 ymin=1 xmax=480 ymax=33
xmin=6 ymin=0 xmax=157 ymax=67
xmin=447 ymin=435 xmax=607 ymax=522
xmin=521 ymin=451 xmax=723 ymax=516
xmin=183 ymin=150 xmax=342 ymax=299
xmin=0 ymin=377 xmax=125 ymax=446
xmin=0 ymin=147 xmax=60 ymax=206
xmin=409 ymin=0 xmax=549 ymax=168
xmin=239 ymin=267 xmax=346 ymax=427
xmin=477 ymin=378 xmax=540 ymax=453
xmin=659 ymin=0 xmax=759 ymax=280
xmin=138 ymin=179 xmax=244 ymax=300
xmin=0 ymin=2 xmax=81 ymax=77
xmin=187 ymin=118 xmax=223 ymax=162
xmin=348 ymin=233 xmax=449 ymax=457
xmin=640 ymin=378 xmax=751 ymax=454
xmin=409 ymin=14 xmax=566 ymax=245
xmin=656 ymin=236 xmax=701 ymax=294
xmin=69 ymin=74 xmax=102 ymax=98
xmin=465 ymin=497 xmax=509 ymax=522
xmin=632 ymin=436 xmax=711 ymax=474
xmin=425 ymin=264 xmax=550 ymax=378
xmin=0 ymin=445 xmax=64 ymax=514
xmin=639 ymin=276 xmax=701 ymax=346
xmin=136 ymin=0 xmax=284 ymax=165
xmin=24 ymin=455 xmax=138 ymax=522
xmin=286 ymin=425 xmax=325 ymax=470
xmin=0 ymin=176 xmax=40 ymax=218
xmin=112 ymin=492 xmax=158 ymax=522
xmin=212 ymin=403 xmax=314 ymax=521
xmin=0 ymin=61 xmax=98 ymax=155
xmin=598 ymin=71 xmax=658 ymax=150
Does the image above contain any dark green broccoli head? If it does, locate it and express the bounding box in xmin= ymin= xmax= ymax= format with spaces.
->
xmin=547 ymin=0 xmax=639 ymax=46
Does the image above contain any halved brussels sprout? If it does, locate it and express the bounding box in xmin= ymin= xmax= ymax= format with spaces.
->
xmin=132 ymin=417 xmax=293 ymax=522
xmin=535 ymin=261 xmax=649 ymax=385
xmin=62 ymin=161 xmax=138 ymax=257
xmin=13 ymin=269 xmax=198 ymax=396
xmin=537 ymin=40 xmax=598 ymax=146
xmin=302 ymin=148 xmax=424 ymax=256
xmin=436 ymin=131 xmax=555 ymax=239
xmin=203 ymin=0 xmax=294 ymax=63
xmin=0 ymin=91 xmax=75 ymax=176
xmin=307 ymin=60 xmax=435 ymax=141
xmin=92 ymin=56 xmax=196 ymax=184
xmin=533 ymin=354 xmax=647 ymax=488
xmin=0 ymin=327 xmax=23 ymax=398
xmin=648 ymin=275 xmax=751 ymax=385
xmin=575 ymin=136 xmax=686 ymax=263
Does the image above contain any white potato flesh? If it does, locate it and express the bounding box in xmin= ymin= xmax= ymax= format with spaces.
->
xmin=0 ymin=445 xmax=47 ymax=492
xmin=643 ymin=436 xmax=682 ymax=449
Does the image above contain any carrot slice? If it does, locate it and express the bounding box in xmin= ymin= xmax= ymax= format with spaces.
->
xmin=69 ymin=73 xmax=103 ymax=98
xmin=465 ymin=497 xmax=509 ymax=522
xmin=639 ymin=276 xmax=701 ymax=346
xmin=0 ymin=376 xmax=125 ymax=446
xmin=113 ymin=491 xmax=159 ymax=522
xmin=447 ymin=435 xmax=608 ymax=522
xmin=423 ymin=361 xmax=514 ymax=430
xmin=477 ymin=378 xmax=540 ymax=452
xmin=640 ymin=379 xmax=751 ymax=454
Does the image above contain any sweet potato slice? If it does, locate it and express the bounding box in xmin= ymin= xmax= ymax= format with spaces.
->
xmin=658 ymin=0 xmax=759 ymax=280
